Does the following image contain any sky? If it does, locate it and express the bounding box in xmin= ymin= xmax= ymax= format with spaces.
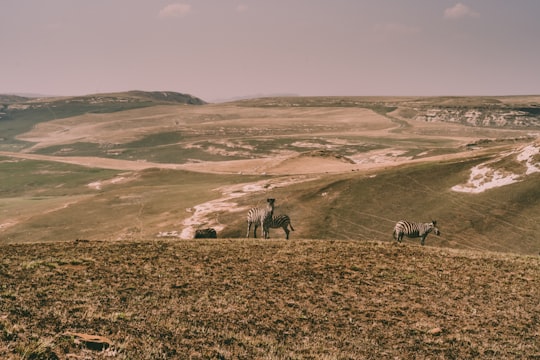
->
xmin=1 ymin=0 xmax=540 ymax=102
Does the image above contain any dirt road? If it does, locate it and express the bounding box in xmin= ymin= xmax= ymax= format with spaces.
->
xmin=0 ymin=146 xmax=501 ymax=176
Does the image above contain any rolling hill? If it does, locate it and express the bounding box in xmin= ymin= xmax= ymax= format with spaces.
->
xmin=0 ymin=93 xmax=539 ymax=255
xmin=0 ymin=92 xmax=539 ymax=358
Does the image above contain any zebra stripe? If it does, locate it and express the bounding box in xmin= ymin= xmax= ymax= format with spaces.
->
xmin=246 ymin=198 xmax=275 ymax=239
xmin=194 ymin=228 xmax=217 ymax=239
xmin=393 ymin=220 xmax=440 ymax=245
xmin=268 ymin=214 xmax=295 ymax=240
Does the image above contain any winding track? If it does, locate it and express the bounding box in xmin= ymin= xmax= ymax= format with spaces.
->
xmin=0 ymin=145 xmax=505 ymax=175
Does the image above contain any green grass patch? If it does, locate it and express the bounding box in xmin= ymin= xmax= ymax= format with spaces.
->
xmin=0 ymin=158 xmax=119 ymax=197
xmin=0 ymin=102 xmax=157 ymax=145
xmin=221 ymin=155 xmax=540 ymax=254
xmin=0 ymin=165 xmax=262 ymax=243
xmin=122 ymin=131 xmax=185 ymax=148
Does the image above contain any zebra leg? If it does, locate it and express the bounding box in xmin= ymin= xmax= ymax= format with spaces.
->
xmin=397 ymin=233 xmax=403 ymax=243
xmin=253 ymin=224 xmax=258 ymax=238
xmin=283 ymin=226 xmax=290 ymax=240
xmin=421 ymin=235 xmax=426 ymax=246
xmin=247 ymin=222 xmax=252 ymax=238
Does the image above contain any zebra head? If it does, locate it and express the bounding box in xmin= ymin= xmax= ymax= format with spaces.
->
xmin=266 ymin=198 xmax=276 ymax=213
xmin=431 ymin=220 xmax=441 ymax=236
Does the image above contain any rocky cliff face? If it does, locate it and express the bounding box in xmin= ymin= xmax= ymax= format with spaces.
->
xmin=414 ymin=107 xmax=540 ymax=128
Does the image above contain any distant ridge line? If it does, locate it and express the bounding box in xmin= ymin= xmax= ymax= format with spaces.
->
xmin=0 ymin=90 xmax=207 ymax=105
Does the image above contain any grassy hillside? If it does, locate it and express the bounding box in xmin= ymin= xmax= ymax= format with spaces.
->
xmin=2 ymin=152 xmax=539 ymax=255
xmin=220 ymin=155 xmax=540 ymax=255
xmin=0 ymin=239 xmax=537 ymax=359
xmin=0 ymin=157 xmax=258 ymax=243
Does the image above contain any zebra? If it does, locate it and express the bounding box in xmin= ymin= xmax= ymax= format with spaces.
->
xmin=246 ymin=198 xmax=275 ymax=239
xmin=194 ymin=228 xmax=217 ymax=239
xmin=393 ymin=220 xmax=440 ymax=246
xmin=268 ymin=214 xmax=295 ymax=239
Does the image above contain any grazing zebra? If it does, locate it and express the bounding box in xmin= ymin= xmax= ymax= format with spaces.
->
xmin=393 ymin=220 xmax=440 ymax=246
xmin=194 ymin=228 xmax=217 ymax=239
xmin=269 ymin=214 xmax=295 ymax=239
xmin=246 ymin=198 xmax=275 ymax=239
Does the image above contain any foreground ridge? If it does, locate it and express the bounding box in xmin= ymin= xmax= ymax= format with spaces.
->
xmin=1 ymin=239 xmax=538 ymax=358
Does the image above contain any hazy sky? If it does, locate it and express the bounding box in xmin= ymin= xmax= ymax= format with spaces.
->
xmin=2 ymin=1 xmax=540 ymax=101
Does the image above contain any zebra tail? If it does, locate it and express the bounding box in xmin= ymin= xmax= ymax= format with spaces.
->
xmin=289 ymin=222 xmax=295 ymax=231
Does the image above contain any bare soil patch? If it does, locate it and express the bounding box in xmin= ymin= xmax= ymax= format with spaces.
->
xmin=0 ymin=151 xmax=181 ymax=171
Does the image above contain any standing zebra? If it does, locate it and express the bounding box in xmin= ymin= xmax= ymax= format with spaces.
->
xmin=268 ymin=214 xmax=295 ymax=240
xmin=393 ymin=220 xmax=440 ymax=245
xmin=246 ymin=198 xmax=275 ymax=239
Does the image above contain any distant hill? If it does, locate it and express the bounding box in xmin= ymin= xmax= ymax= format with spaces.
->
xmin=62 ymin=90 xmax=207 ymax=105
xmin=124 ymin=90 xmax=207 ymax=105
xmin=0 ymin=94 xmax=31 ymax=104
xmin=0 ymin=90 xmax=206 ymax=106
xmin=0 ymin=90 xmax=207 ymax=151
xmin=212 ymin=93 xmax=299 ymax=103
xmin=233 ymin=95 xmax=540 ymax=129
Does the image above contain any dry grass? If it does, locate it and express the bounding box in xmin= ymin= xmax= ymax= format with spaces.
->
xmin=1 ymin=239 xmax=538 ymax=359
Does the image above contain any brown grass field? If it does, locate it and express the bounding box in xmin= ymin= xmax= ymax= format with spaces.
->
xmin=0 ymin=239 xmax=538 ymax=359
